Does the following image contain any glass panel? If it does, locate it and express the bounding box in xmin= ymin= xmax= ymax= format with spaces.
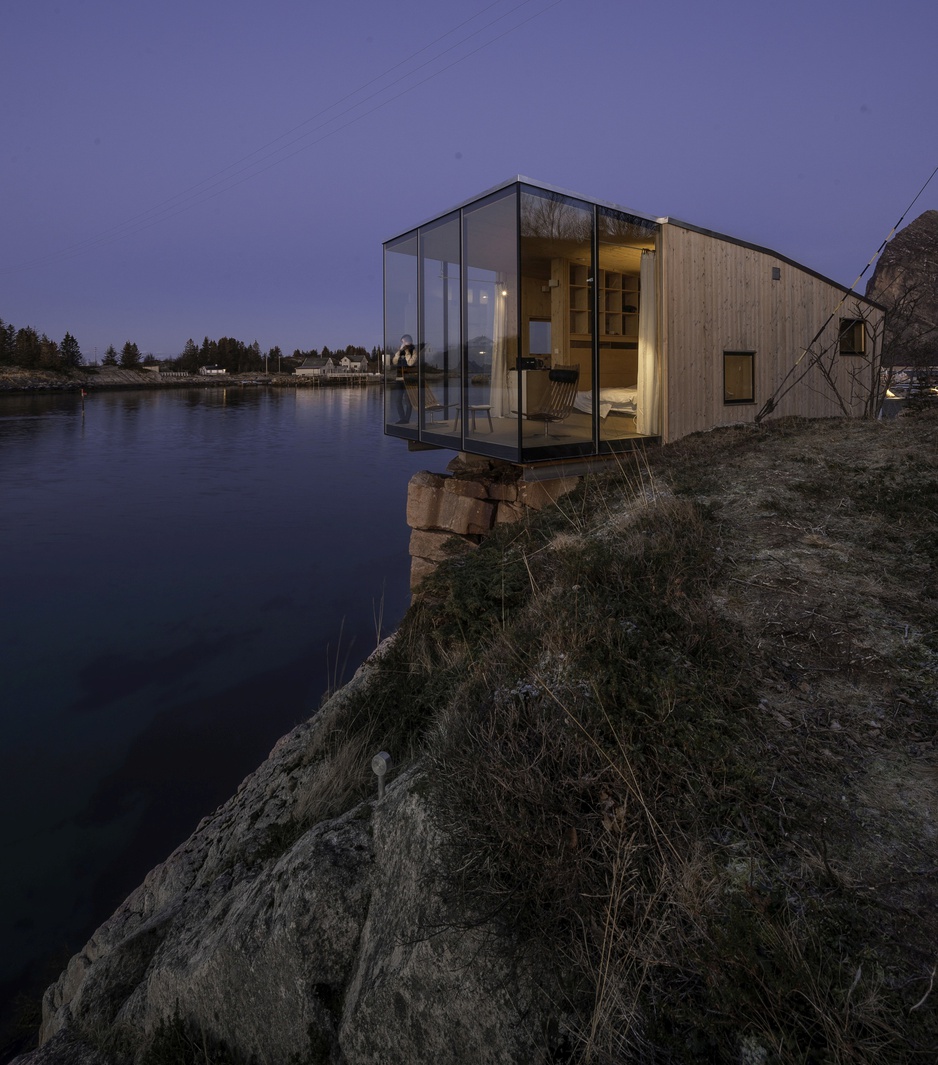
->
xmin=597 ymin=208 xmax=659 ymax=444
xmin=419 ymin=213 xmax=461 ymax=443
xmin=724 ymin=352 xmax=754 ymax=403
xmin=838 ymin=318 xmax=866 ymax=355
xmin=462 ymin=189 xmax=518 ymax=458
xmin=384 ymin=232 xmax=418 ymax=436
xmin=519 ymin=186 xmax=593 ymax=457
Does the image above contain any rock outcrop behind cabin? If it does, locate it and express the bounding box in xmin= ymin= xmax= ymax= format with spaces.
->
xmin=18 ymin=658 xmax=553 ymax=1065
xmin=865 ymin=209 xmax=938 ymax=361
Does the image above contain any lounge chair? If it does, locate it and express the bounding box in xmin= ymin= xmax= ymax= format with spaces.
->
xmin=524 ymin=366 xmax=580 ymax=434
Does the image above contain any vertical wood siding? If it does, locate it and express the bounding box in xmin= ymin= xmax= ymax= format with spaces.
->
xmin=659 ymin=224 xmax=883 ymax=443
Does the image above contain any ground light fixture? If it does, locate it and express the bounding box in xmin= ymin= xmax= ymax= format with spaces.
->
xmin=372 ymin=751 xmax=391 ymax=799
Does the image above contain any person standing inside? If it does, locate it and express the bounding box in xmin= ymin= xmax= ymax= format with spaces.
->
xmin=391 ymin=334 xmax=417 ymax=422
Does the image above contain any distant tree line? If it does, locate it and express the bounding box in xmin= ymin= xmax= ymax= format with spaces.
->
xmin=101 ymin=341 xmax=153 ymax=368
xmin=163 ymin=339 xmax=381 ymax=374
xmin=0 ymin=318 xmax=84 ymax=372
xmin=0 ymin=316 xmax=381 ymax=375
xmin=165 ymin=337 xmax=267 ymax=374
xmin=0 ymin=317 xmax=154 ymax=371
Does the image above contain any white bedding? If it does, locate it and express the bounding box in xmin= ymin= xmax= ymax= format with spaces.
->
xmin=573 ymin=387 xmax=637 ymax=418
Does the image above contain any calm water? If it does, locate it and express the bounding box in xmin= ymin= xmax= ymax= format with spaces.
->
xmin=0 ymin=385 xmax=446 ymax=1012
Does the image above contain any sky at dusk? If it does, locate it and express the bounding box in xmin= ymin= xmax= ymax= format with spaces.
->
xmin=3 ymin=0 xmax=937 ymax=360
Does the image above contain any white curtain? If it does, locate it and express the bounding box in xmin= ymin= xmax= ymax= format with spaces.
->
xmin=636 ymin=251 xmax=660 ymax=436
xmin=489 ymin=276 xmax=510 ymax=417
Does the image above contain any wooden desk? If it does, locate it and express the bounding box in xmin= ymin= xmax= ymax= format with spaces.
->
xmin=508 ymin=369 xmax=551 ymax=414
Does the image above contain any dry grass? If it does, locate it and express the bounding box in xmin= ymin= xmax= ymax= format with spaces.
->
xmin=416 ymin=411 xmax=938 ymax=1063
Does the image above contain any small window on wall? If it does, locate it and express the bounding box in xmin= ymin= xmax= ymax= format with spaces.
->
xmin=724 ymin=351 xmax=754 ymax=404
xmin=529 ymin=319 xmax=552 ymax=356
xmin=839 ymin=317 xmax=866 ymax=355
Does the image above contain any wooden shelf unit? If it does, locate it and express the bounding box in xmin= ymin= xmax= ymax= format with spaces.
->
xmin=569 ymin=264 xmax=592 ymax=336
xmin=567 ymin=264 xmax=640 ymax=340
xmin=601 ymin=269 xmax=640 ymax=339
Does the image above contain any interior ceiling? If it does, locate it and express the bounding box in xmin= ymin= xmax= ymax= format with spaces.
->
xmin=521 ymin=237 xmax=651 ymax=277
xmin=411 ymin=221 xmax=655 ymax=278
xmin=599 ymin=243 xmax=649 ymax=272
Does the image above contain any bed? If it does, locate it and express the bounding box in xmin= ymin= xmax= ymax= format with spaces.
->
xmin=573 ymin=387 xmax=637 ymax=419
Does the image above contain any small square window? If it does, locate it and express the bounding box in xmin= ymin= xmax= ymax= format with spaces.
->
xmin=839 ymin=318 xmax=866 ymax=355
xmin=724 ymin=351 xmax=754 ymax=404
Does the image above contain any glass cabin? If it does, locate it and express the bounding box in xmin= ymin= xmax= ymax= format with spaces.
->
xmin=384 ymin=178 xmax=660 ymax=464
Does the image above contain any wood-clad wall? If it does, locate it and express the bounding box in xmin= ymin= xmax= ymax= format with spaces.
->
xmin=658 ymin=224 xmax=883 ymax=443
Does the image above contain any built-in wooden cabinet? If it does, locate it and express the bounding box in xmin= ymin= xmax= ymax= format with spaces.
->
xmin=542 ymin=259 xmax=642 ymax=390
xmin=600 ymin=270 xmax=640 ymax=339
xmin=568 ymin=264 xmax=640 ymax=339
xmin=569 ymin=264 xmax=591 ymax=336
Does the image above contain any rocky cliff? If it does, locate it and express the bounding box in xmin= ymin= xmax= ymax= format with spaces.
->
xmin=866 ymin=209 xmax=938 ymax=363
xmin=16 ymin=414 xmax=938 ymax=1065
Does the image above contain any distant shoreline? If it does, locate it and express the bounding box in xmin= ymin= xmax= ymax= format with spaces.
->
xmin=0 ymin=368 xmax=381 ymax=394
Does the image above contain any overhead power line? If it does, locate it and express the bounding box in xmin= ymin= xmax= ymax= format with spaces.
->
xmin=2 ymin=0 xmax=563 ymax=276
xmin=754 ymin=160 xmax=938 ymax=423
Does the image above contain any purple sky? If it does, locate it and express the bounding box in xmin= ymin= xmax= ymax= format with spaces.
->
xmin=3 ymin=0 xmax=937 ymax=360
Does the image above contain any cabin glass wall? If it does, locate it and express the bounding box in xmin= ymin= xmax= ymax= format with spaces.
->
xmin=384 ymin=231 xmax=419 ymax=437
xmin=597 ymin=209 xmax=659 ymax=445
xmin=419 ymin=213 xmax=461 ymax=444
xmin=519 ymin=186 xmax=594 ymax=458
xmin=462 ymin=189 xmax=519 ymax=459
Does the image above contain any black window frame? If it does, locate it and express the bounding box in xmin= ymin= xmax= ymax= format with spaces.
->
xmin=838 ymin=317 xmax=867 ymax=356
xmin=723 ymin=350 xmax=755 ymax=405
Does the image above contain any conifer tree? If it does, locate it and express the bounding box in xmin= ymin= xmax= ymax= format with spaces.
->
xmin=60 ymin=332 xmax=82 ymax=368
xmin=15 ymin=327 xmax=41 ymax=368
xmin=120 ymin=341 xmax=141 ymax=368
xmin=0 ymin=319 xmax=15 ymax=365
xmin=178 ymin=339 xmax=200 ymax=372
xmin=39 ymin=334 xmax=60 ymax=370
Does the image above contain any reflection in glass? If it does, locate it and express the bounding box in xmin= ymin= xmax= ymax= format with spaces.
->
xmin=384 ymin=232 xmax=418 ymax=434
xmin=419 ymin=213 xmax=461 ymax=442
xmin=462 ymin=190 xmax=518 ymax=457
xmin=724 ymin=352 xmax=754 ymax=403
xmin=519 ymin=187 xmax=593 ymax=456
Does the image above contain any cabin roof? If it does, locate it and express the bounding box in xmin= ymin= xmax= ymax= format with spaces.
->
xmin=383 ymin=175 xmax=657 ymax=241
xmin=385 ymin=175 xmax=884 ymax=309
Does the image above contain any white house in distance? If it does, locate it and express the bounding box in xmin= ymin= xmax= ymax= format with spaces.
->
xmin=338 ymin=355 xmax=366 ymax=373
xmin=383 ymin=177 xmax=885 ymax=465
xmin=296 ymin=356 xmax=336 ymax=377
